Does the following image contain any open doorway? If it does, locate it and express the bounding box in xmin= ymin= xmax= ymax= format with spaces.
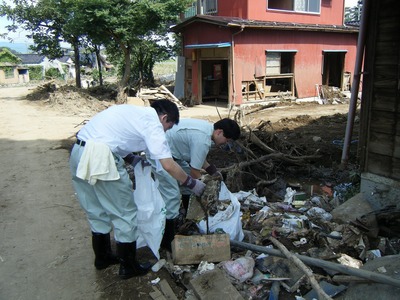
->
xmin=322 ymin=51 xmax=346 ymax=88
xmin=200 ymin=60 xmax=229 ymax=102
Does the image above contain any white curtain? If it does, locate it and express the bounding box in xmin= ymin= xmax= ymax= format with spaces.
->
xmin=294 ymin=0 xmax=307 ymax=12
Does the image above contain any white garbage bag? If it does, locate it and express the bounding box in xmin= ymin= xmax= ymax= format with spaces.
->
xmin=197 ymin=182 xmax=244 ymax=241
xmin=133 ymin=163 xmax=166 ymax=260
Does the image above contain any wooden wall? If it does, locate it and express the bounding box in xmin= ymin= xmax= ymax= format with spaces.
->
xmin=360 ymin=0 xmax=400 ymax=181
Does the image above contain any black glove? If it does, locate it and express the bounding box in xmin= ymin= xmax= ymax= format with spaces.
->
xmin=182 ymin=175 xmax=206 ymax=196
xmin=205 ymin=164 xmax=223 ymax=180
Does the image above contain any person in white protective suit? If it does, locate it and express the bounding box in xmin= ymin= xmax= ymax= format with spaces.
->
xmin=148 ymin=118 xmax=241 ymax=251
xmin=69 ymin=100 xmax=206 ymax=279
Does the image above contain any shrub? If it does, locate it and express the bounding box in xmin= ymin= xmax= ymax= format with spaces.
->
xmin=28 ymin=66 xmax=44 ymax=80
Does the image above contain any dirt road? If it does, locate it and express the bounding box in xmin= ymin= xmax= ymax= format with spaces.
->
xmin=0 ymin=86 xmax=103 ymax=299
xmin=0 ymin=85 xmax=351 ymax=299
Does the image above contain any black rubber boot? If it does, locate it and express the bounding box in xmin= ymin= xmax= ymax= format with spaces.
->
xmin=92 ymin=232 xmax=119 ymax=270
xmin=160 ymin=219 xmax=176 ymax=252
xmin=181 ymin=194 xmax=190 ymax=216
xmin=117 ymin=241 xmax=151 ymax=279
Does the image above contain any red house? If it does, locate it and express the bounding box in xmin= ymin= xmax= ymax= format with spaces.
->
xmin=171 ymin=0 xmax=359 ymax=106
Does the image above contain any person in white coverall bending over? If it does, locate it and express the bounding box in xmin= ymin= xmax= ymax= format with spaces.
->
xmin=69 ymin=100 xmax=206 ymax=279
xmin=148 ymin=118 xmax=241 ymax=251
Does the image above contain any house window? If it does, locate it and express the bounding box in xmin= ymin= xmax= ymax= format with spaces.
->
xmin=184 ymin=0 xmax=217 ymax=18
xmin=204 ymin=0 xmax=217 ymax=14
xmin=2 ymin=67 xmax=15 ymax=79
xmin=268 ymin=0 xmax=320 ymax=14
xmin=265 ymin=50 xmax=297 ymax=96
xmin=266 ymin=51 xmax=296 ymax=75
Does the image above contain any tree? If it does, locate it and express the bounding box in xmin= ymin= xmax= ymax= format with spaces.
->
xmin=0 ymin=0 xmax=85 ymax=87
xmin=0 ymin=47 xmax=21 ymax=63
xmin=76 ymin=0 xmax=190 ymax=97
xmin=345 ymin=0 xmax=363 ymax=23
xmin=1 ymin=0 xmax=191 ymax=95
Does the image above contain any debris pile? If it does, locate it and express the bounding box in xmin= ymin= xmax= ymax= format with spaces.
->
xmin=135 ymin=85 xmax=186 ymax=110
xmin=26 ymin=81 xmax=115 ymax=115
xmin=151 ymin=178 xmax=400 ymax=300
xmin=24 ymin=82 xmax=398 ymax=298
xmin=146 ymin=121 xmax=398 ymax=299
xmin=316 ymin=85 xmax=350 ymax=104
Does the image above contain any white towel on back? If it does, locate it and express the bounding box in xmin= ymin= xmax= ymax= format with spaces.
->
xmin=76 ymin=140 xmax=120 ymax=185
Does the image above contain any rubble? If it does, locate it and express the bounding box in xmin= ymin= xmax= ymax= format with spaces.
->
xmin=24 ymin=82 xmax=398 ymax=298
xmin=156 ymin=175 xmax=400 ymax=299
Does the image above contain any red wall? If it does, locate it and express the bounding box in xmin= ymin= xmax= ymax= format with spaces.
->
xmin=181 ymin=23 xmax=357 ymax=104
xmin=218 ymin=0 xmax=345 ymax=26
xmin=232 ymin=29 xmax=357 ymax=99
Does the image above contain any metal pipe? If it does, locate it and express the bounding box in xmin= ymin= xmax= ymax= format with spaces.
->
xmin=230 ymin=239 xmax=400 ymax=288
xmin=341 ymin=0 xmax=370 ymax=167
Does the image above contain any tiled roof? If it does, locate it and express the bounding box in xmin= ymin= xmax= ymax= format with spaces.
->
xmin=171 ymin=15 xmax=359 ymax=33
xmin=16 ymin=54 xmax=45 ymax=64
xmin=16 ymin=54 xmax=73 ymax=64
xmin=57 ymin=56 xmax=73 ymax=63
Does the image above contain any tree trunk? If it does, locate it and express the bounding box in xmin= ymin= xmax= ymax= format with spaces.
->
xmin=120 ymin=46 xmax=131 ymax=88
xmin=94 ymin=45 xmax=103 ymax=86
xmin=117 ymin=45 xmax=131 ymax=103
xmin=73 ymin=41 xmax=81 ymax=88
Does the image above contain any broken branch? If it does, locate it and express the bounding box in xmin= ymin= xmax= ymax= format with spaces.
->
xmin=269 ymin=236 xmax=333 ymax=300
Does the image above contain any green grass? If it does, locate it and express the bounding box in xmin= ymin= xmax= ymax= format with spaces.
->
xmin=153 ymin=59 xmax=177 ymax=76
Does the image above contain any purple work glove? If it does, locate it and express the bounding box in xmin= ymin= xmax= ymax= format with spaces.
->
xmin=182 ymin=175 xmax=206 ymax=196
xmin=205 ymin=164 xmax=223 ymax=180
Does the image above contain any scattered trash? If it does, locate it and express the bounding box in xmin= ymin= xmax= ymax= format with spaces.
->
xmin=221 ymin=256 xmax=255 ymax=283
xmin=151 ymin=259 xmax=166 ymax=272
xmin=150 ymin=277 xmax=161 ymax=285
xmin=284 ymin=187 xmax=297 ymax=204
xmin=306 ymin=207 xmax=333 ymax=221
xmin=304 ymin=280 xmax=347 ymax=300
xmin=337 ymin=254 xmax=363 ymax=269
xmin=196 ymin=261 xmax=215 ymax=275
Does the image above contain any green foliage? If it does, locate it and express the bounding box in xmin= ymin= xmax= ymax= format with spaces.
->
xmin=153 ymin=59 xmax=177 ymax=77
xmin=45 ymin=67 xmax=63 ymax=80
xmin=345 ymin=1 xmax=363 ymax=23
xmin=1 ymin=0 xmax=191 ymax=88
xmin=0 ymin=48 xmax=21 ymax=64
xmin=0 ymin=66 xmax=15 ymax=78
xmin=28 ymin=65 xmax=44 ymax=80
xmin=77 ymin=0 xmax=191 ymax=87
xmin=91 ymin=69 xmax=100 ymax=82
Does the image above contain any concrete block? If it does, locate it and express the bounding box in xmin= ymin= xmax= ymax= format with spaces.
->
xmin=172 ymin=234 xmax=231 ymax=265
xmin=331 ymin=193 xmax=375 ymax=224
xmin=190 ymin=269 xmax=244 ymax=300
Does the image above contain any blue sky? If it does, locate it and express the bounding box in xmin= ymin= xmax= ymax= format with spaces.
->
xmin=0 ymin=16 xmax=33 ymax=44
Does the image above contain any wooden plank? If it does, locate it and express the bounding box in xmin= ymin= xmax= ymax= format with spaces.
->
xmin=366 ymin=152 xmax=400 ymax=180
xmin=253 ymin=80 xmax=264 ymax=99
xmin=369 ymin=111 xmax=400 ymax=134
xmin=368 ymin=132 xmax=400 ymax=158
xmin=158 ymin=279 xmax=178 ymax=300
xmin=150 ymin=286 xmax=167 ymax=300
xmin=160 ymin=85 xmax=185 ymax=109
xmin=190 ymin=269 xmax=244 ymax=300
xmin=371 ymin=94 xmax=399 ymax=112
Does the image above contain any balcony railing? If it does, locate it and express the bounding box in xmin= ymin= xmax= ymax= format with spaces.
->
xmin=184 ymin=0 xmax=218 ymax=19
